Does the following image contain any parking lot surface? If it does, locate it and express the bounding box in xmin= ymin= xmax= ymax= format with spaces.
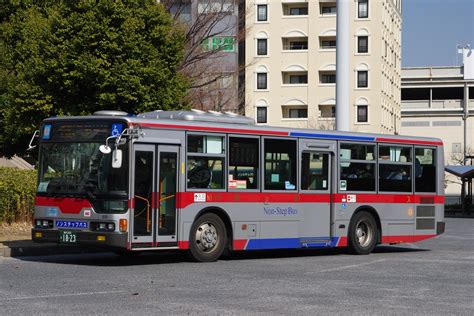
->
xmin=0 ymin=218 xmax=473 ymax=315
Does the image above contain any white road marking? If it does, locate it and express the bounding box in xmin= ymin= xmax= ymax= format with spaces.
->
xmin=306 ymin=259 xmax=386 ymax=274
xmin=1 ymin=290 xmax=127 ymax=301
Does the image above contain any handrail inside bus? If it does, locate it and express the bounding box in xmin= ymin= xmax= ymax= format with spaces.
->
xmin=134 ymin=195 xmax=151 ymax=233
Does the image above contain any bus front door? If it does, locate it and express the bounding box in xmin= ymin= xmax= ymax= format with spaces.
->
xmin=131 ymin=144 xmax=179 ymax=248
xmin=155 ymin=146 xmax=179 ymax=247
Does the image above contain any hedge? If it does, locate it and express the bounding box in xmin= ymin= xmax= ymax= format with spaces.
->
xmin=0 ymin=167 xmax=37 ymax=224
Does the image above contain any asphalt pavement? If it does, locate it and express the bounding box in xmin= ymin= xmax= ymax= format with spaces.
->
xmin=0 ymin=217 xmax=473 ymax=315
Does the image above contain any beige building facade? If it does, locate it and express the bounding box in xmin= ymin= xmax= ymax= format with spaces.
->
xmin=244 ymin=0 xmax=402 ymax=134
xmin=400 ymin=64 xmax=474 ymax=195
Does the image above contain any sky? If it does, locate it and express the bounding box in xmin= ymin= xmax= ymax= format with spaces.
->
xmin=402 ymin=0 xmax=474 ymax=67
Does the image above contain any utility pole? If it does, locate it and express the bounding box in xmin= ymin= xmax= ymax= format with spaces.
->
xmin=336 ymin=0 xmax=350 ymax=131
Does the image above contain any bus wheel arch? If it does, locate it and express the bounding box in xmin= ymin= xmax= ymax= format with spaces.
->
xmin=189 ymin=207 xmax=233 ymax=262
xmin=347 ymin=206 xmax=381 ymax=255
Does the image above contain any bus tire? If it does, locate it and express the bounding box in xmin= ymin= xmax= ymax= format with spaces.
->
xmin=348 ymin=211 xmax=377 ymax=255
xmin=189 ymin=213 xmax=227 ymax=262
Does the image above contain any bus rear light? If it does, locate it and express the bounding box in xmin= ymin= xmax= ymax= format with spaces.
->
xmin=119 ymin=219 xmax=128 ymax=232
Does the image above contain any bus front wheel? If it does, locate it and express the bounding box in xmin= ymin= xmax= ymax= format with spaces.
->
xmin=189 ymin=213 xmax=227 ymax=262
xmin=348 ymin=211 xmax=377 ymax=255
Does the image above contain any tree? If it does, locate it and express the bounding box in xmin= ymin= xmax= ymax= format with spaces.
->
xmin=0 ymin=0 xmax=189 ymax=157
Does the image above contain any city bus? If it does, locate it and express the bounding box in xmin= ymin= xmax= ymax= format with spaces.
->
xmin=32 ymin=110 xmax=445 ymax=261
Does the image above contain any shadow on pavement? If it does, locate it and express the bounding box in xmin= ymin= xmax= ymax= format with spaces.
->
xmin=15 ymin=244 xmax=428 ymax=266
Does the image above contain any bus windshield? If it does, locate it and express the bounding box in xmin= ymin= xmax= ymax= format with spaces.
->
xmin=37 ymin=142 xmax=129 ymax=200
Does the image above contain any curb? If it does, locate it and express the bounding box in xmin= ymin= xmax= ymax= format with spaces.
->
xmin=0 ymin=241 xmax=105 ymax=258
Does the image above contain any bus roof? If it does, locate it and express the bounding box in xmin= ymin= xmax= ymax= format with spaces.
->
xmin=43 ymin=110 xmax=443 ymax=146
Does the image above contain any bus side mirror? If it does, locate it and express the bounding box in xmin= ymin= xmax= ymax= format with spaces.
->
xmin=112 ymin=149 xmax=123 ymax=169
xmin=99 ymin=145 xmax=112 ymax=154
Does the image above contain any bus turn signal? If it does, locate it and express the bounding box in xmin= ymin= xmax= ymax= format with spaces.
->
xmin=119 ymin=219 xmax=128 ymax=232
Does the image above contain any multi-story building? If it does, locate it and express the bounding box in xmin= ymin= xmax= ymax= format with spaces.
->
xmin=244 ymin=0 xmax=402 ymax=134
xmin=162 ymin=0 xmax=241 ymax=112
xmin=400 ymin=52 xmax=474 ymax=195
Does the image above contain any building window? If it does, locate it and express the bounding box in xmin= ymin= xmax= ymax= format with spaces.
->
xmin=339 ymin=143 xmax=376 ymax=192
xmin=320 ymin=37 xmax=336 ymax=49
xmin=229 ymin=137 xmax=259 ymax=190
xmin=282 ymin=37 xmax=308 ymax=50
xmin=358 ymin=0 xmax=368 ymax=18
xmin=169 ymin=2 xmax=192 ymax=22
xmin=320 ymin=3 xmax=336 ymax=15
xmin=198 ymin=0 xmax=234 ymax=14
xmin=257 ymin=5 xmax=267 ymax=21
xmin=264 ymin=139 xmax=297 ymax=190
xmin=256 ymin=107 xmax=267 ymax=123
xmin=257 ymin=73 xmax=267 ymax=90
xmin=283 ymin=3 xmax=309 ymax=16
xmin=357 ymin=71 xmax=368 ymax=88
xmin=283 ymin=71 xmax=308 ymax=85
xmin=289 ymin=7 xmax=308 ymax=15
xmin=320 ymin=72 xmax=336 ymax=84
xmin=289 ymin=108 xmax=308 ymax=118
xmin=357 ymin=36 xmax=368 ymax=53
xmin=357 ymin=105 xmax=368 ymax=122
xmin=289 ymin=75 xmax=307 ymax=84
xmin=257 ymin=39 xmax=267 ymax=56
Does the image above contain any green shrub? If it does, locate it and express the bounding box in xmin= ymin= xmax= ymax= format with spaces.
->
xmin=0 ymin=167 xmax=37 ymax=223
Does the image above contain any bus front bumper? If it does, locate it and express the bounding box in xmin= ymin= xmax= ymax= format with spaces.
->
xmin=32 ymin=228 xmax=128 ymax=249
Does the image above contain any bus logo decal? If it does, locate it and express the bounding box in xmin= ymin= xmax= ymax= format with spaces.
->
xmin=194 ymin=193 xmax=206 ymax=202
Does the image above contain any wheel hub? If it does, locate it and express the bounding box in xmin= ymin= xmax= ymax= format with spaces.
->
xmin=195 ymin=223 xmax=218 ymax=251
xmin=355 ymin=220 xmax=373 ymax=248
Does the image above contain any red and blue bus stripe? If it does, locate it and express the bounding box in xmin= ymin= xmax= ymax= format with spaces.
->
xmin=131 ymin=122 xmax=443 ymax=146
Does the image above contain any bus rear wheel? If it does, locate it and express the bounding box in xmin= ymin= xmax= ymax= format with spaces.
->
xmin=348 ymin=211 xmax=377 ymax=255
xmin=189 ymin=213 xmax=227 ymax=262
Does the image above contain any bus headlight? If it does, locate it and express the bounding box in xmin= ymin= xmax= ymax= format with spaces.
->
xmin=92 ymin=222 xmax=115 ymax=232
xmin=35 ymin=219 xmax=53 ymax=229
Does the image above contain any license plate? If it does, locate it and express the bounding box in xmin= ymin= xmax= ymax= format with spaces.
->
xmin=59 ymin=230 xmax=77 ymax=243
xmin=56 ymin=220 xmax=88 ymax=229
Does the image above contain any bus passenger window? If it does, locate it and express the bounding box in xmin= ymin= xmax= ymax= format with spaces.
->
xmin=301 ymin=152 xmax=329 ymax=191
xmin=339 ymin=143 xmax=376 ymax=192
xmin=187 ymin=134 xmax=226 ymax=190
xmin=187 ymin=157 xmax=224 ymax=189
xmin=229 ymin=137 xmax=259 ymax=190
xmin=378 ymin=145 xmax=412 ymax=192
xmin=264 ymin=139 xmax=297 ymax=190
xmin=415 ymin=148 xmax=436 ymax=192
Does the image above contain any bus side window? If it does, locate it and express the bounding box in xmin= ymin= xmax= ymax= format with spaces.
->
xmin=339 ymin=143 xmax=376 ymax=192
xmin=187 ymin=134 xmax=225 ymax=190
xmin=229 ymin=137 xmax=259 ymax=190
xmin=378 ymin=145 xmax=412 ymax=192
xmin=415 ymin=147 xmax=436 ymax=193
xmin=264 ymin=139 xmax=297 ymax=190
